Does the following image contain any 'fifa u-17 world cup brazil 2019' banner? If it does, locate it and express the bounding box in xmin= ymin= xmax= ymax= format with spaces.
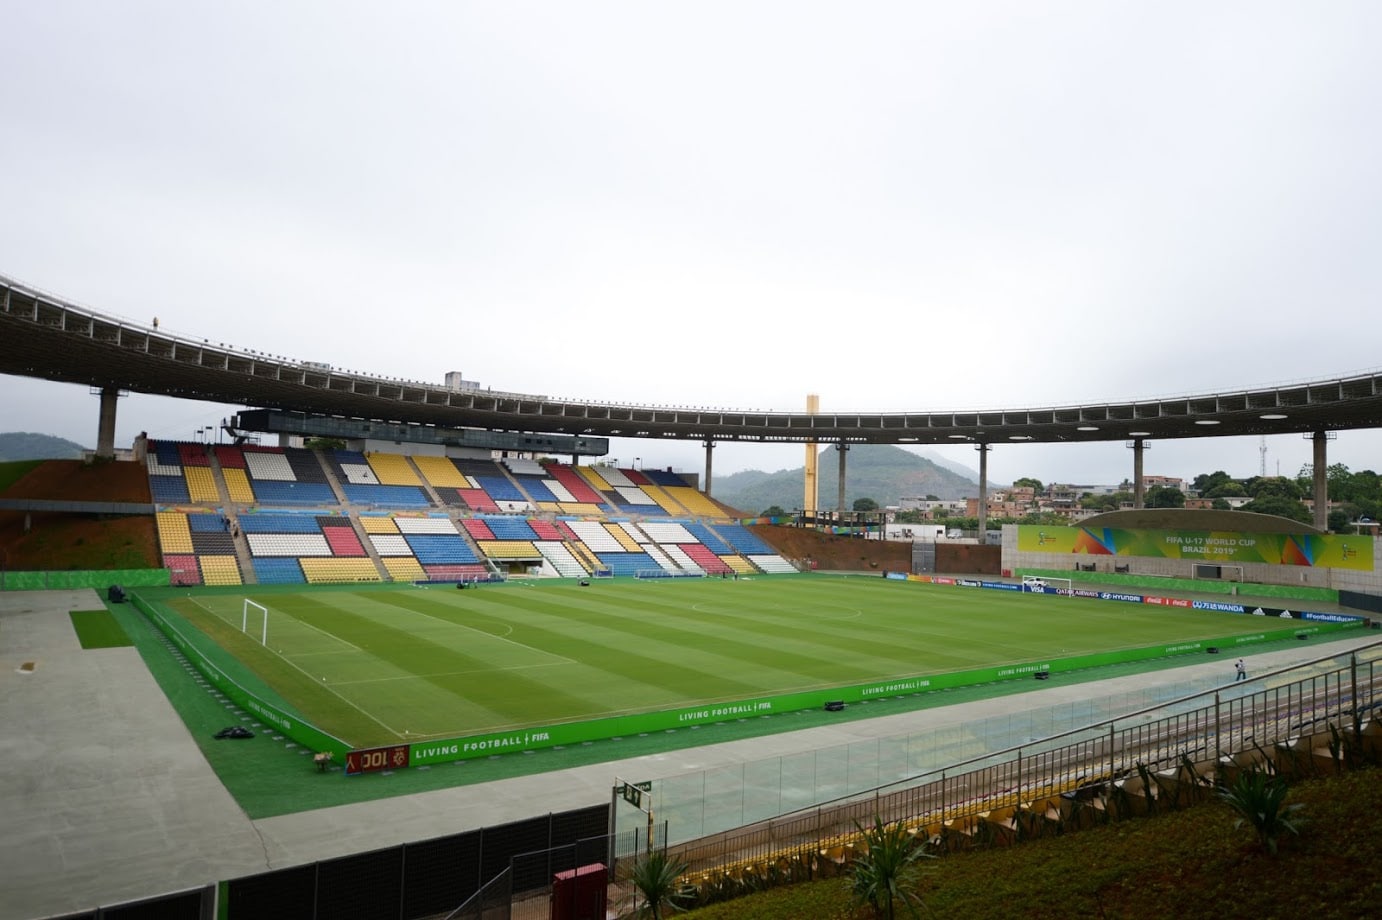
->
xmin=1017 ymin=525 xmax=1373 ymax=571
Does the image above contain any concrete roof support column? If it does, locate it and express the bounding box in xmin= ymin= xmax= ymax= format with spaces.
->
xmin=975 ymin=443 xmax=989 ymax=538
xmin=1312 ymin=431 xmax=1330 ymax=531
xmin=95 ymin=386 xmax=120 ymax=459
xmin=702 ymin=440 xmax=715 ymax=497
xmin=836 ymin=442 xmax=849 ymax=512
xmin=1128 ymin=438 xmax=1148 ymax=508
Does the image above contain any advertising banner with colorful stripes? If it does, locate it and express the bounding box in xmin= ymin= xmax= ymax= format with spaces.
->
xmin=1017 ymin=525 xmax=1373 ymax=571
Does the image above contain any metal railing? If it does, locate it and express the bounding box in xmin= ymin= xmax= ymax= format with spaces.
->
xmin=663 ymin=640 xmax=1382 ymax=877
xmin=444 ymin=866 xmax=512 ymax=920
xmin=467 ymin=641 xmax=1382 ymax=917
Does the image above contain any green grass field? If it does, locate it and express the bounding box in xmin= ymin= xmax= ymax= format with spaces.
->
xmin=68 ymin=608 xmax=134 ymax=648
xmin=156 ymin=575 xmax=1299 ymax=750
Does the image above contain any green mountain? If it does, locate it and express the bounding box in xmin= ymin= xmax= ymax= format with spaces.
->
xmin=0 ymin=432 xmax=88 ymax=461
xmin=711 ymin=444 xmax=979 ymax=515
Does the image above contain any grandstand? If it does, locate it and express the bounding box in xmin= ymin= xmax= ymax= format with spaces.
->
xmin=136 ymin=442 xmax=780 ymax=586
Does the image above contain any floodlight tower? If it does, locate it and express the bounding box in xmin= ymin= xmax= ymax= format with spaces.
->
xmin=803 ymin=394 xmax=820 ymax=522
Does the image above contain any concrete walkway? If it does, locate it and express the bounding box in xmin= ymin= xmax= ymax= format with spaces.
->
xmin=2 ymin=589 xmax=1378 ymax=920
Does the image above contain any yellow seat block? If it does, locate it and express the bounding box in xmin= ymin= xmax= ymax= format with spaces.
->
xmin=299 ymin=558 xmax=382 ymax=584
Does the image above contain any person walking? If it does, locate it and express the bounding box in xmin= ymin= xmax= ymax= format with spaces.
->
xmin=1235 ymin=658 xmax=1247 ymax=681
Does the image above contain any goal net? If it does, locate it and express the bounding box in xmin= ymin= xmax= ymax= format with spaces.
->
xmin=242 ymin=598 xmax=268 ymax=645
xmin=1023 ymin=575 xmax=1071 ymax=596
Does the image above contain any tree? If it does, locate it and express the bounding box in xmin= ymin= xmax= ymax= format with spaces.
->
xmin=1079 ymin=492 xmax=1109 ymax=512
xmin=1326 ymin=462 xmax=1353 ymax=501
xmin=1328 ymin=509 xmax=1350 ymax=533
xmin=1193 ymin=470 xmax=1234 ymax=494
xmin=1019 ymin=511 xmax=1066 ymax=525
xmin=854 ymin=497 xmax=880 ymax=512
xmin=1352 ymin=469 xmax=1380 ymax=502
xmin=1144 ymin=485 xmax=1186 ymax=509
xmin=1012 ymin=477 xmax=1044 ymax=492
xmin=761 ymin=505 xmax=787 ymax=518
xmin=1206 ymin=481 xmax=1247 ymax=499
xmin=1211 ymin=498 xmax=1232 ymax=511
xmin=1249 ymin=476 xmax=1304 ymax=501
xmin=1081 ymin=491 xmax=1132 ymax=513
xmin=1241 ymin=494 xmax=1312 ymax=524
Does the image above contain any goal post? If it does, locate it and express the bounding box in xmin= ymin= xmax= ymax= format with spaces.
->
xmin=1022 ymin=575 xmax=1071 ymax=596
xmin=242 ymin=598 xmax=268 ymax=645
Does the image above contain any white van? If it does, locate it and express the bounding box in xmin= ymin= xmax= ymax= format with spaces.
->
xmin=946 ymin=528 xmax=963 ymax=539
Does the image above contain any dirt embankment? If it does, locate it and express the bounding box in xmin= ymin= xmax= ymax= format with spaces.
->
xmin=0 ymin=460 xmax=158 ymax=571
xmin=748 ymin=523 xmax=913 ymax=573
xmin=4 ymin=459 xmax=151 ymax=502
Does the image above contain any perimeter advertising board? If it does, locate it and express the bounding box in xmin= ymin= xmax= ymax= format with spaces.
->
xmin=397 ymin=614 xmax=1364 ymax=769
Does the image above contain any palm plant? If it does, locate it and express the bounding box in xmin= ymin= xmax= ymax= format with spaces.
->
xmin=847 ymin=816 xmax=932 ymax=919
xmin=1217 ymin=766 xmax=1306 ymax=855
xmin=623 ymin=848 xmax=693 ymax=920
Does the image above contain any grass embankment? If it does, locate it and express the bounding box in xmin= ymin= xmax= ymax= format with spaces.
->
xmin=0 ymin=459 xmax=44 ymax=491
xmin=0 ymin=459 xmax=159 ymax=571
xmin=685 ymin=766 xmax=1382 ymax=919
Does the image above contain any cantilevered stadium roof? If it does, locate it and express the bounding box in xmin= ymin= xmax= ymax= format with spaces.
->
xmin=5 ymin=272 xmax=1382 ymax=447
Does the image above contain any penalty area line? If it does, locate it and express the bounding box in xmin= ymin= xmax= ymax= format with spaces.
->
xmin=185 ymin=596 xmax=407 ymax=742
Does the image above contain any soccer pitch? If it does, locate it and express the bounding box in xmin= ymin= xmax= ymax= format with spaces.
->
xmin=164 ymin=575 xmax=1289 ymax=749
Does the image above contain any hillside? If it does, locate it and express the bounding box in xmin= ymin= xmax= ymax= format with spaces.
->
xmin=0 ymin=431 xmax=87 ymax=461
xmin=712 ymin=444 xmax=978 ymax=515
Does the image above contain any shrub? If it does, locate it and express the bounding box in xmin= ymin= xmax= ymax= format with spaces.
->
xmin=624 ymin=849 xmax=695 ymax=919
xmin=1217 ymin=767 xmax=1305 ymax=855
xmin=848 ymin=816 xmax=932 ymax=919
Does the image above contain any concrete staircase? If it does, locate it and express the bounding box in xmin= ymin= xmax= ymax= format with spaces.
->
xmin=346 ymin=512 xmax=392 ymax=581
xmin=206 ymin=448 xmax=257 ymax=584
xmin=314 ymin=449 xmax=351 ymax=507
xmin=403 ymin=455 xmax=447 ymax=507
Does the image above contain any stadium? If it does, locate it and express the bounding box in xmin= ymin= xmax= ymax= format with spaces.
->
xmin=4 ymin=271 xmax=1382 ymax=920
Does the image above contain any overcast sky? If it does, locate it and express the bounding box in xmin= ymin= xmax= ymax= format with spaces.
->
xmin=4 ymin=2 xmax=1381 ymax=486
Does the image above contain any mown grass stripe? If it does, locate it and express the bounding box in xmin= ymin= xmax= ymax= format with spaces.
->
xmin=156 ymin=577 xmax=1302 ymax=748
